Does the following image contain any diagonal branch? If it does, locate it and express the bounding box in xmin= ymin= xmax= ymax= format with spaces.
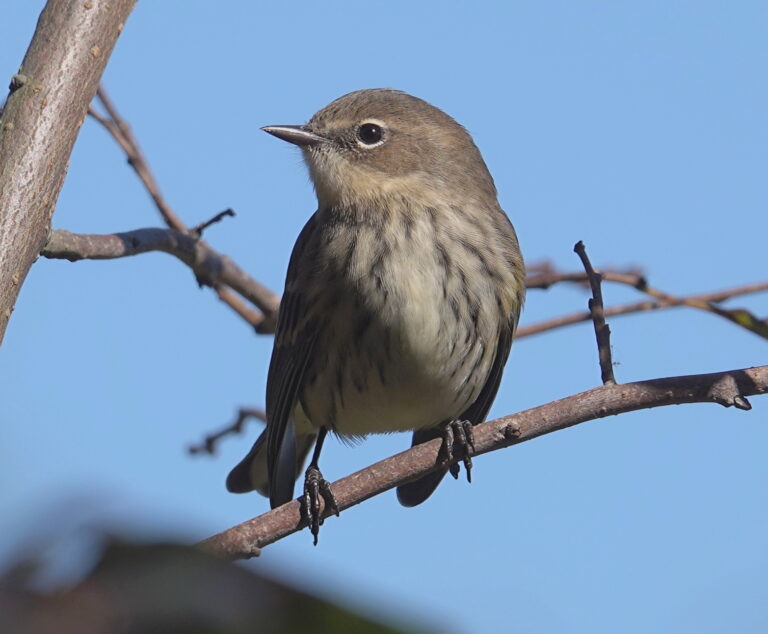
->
xmin=0 ymin=0 xmax=137 ymax=344
xmin=517 ymin=281 xmax=768 ymax=339
xmin=87 ymin=87 xmax=280 ymax=333
xmin=198 ymin=364 xmax=768 ymax=559
xmin=90 ymin=88 xmax=186 ymax=232
xmin=524 ymin=270 xmax=768 ymax=341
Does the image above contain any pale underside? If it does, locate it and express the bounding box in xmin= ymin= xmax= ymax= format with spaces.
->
xmin=294 ymin=192 xmax=514 ymax=438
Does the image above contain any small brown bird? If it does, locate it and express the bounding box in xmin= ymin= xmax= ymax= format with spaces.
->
xmin=227 ymin=89 xmax=525 ymax=543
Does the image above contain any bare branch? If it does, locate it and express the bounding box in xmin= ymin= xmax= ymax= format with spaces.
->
xmin=188 ymin=408 xmax=267 ymax=455
xmin=41 ymin=228 xmax=279 ymax=328
xmin=190 ymin=208 xmax=236 ymax=239
xmin=198 ymin=364 xmax=768 ymax=559
xmin=522 ymin=270 xmax=768 ymax=341
xmin=214 ymin=288 xmax=270 ymax=332
xmin=517 ymin=281 xmax=768 ymax=339
xmin=0 ymin=0 xmax=137 ymax=343
xmin=87 ymin=88 xmax=280 ymax=331
xmin=526 ymin=267 xmax=642 ymax=290
xmin=574 ymin=241 xmax=616 ymax=385
xmin=91 ymin=88 xmax=186 ymax=232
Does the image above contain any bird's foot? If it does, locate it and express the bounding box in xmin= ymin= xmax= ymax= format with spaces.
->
xmin=439 ymin=419 xmax=476 ymax=483
xmin=301 ymin=465 xmax=339 ymax=546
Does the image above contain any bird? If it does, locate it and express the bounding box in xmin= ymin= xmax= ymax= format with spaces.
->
xmin=226 ymin=89 xmax=525 ymax=543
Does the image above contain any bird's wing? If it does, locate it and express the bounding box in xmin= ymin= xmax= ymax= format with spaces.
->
xmin=458 ymin=324 xmax=513 ymax=425
xmin=396 ymin=325 xmax=513 ymax=507
xmin=265 ymin=214 xmax=321 ymax=508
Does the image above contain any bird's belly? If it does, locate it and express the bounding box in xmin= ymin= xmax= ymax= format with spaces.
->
xmin=327 ymin=365 xmax=475 ymax=435
xmin=297 ymin=210 xmax=507 ymax=437
xmin=302 ymin=352 xmax=487 ymax=436
xmin=299 ymin=286 xmax=495 ymax=437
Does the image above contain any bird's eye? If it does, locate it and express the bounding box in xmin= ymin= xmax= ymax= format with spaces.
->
xmin=357 ymin=122 xmax=384 ymax=146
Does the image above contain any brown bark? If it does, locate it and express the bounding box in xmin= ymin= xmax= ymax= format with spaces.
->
xmin=0 ymin=0 xmax=137 ymax=344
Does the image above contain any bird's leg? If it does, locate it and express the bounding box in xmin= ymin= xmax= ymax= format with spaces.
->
xmin=301 ymin=427 xmax=339 ymax=545
xmin=439 ymin=420 xmax=476 ymax=483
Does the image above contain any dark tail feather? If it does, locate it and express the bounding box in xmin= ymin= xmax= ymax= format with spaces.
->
xmin=226 ymin=427 xmax=316 ymax=501
xmin=226 ymin=430 xmax=268 ymax=494
xmin=396 ymin=428 xmax=449 ymax=507
xmin=270 ymin=418 xmax=299 ymax=508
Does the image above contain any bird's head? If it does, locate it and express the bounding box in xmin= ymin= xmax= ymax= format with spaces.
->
xmin=262 ymin=89 xmax=497 ymax=209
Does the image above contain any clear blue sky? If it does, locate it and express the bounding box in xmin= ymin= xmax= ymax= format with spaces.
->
xmin=2 ymin=2 xmax=768 ymax=632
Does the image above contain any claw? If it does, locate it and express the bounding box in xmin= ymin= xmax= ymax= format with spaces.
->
xmin=320 ymin=478 xmax=340 ymax=517
xmin=438 ymin=423 xmax=454 ymax=464
xmin=301 ymin=465 xmax=339 ymax=546
xmin=438 ymin=420 xmax=475 ymax=483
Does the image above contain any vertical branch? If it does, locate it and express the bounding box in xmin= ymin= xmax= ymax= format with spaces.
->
xmin=0 ymin=0 xmax=137 ymax=344
xmin=574 ymin=241 xmax=616 ymax=385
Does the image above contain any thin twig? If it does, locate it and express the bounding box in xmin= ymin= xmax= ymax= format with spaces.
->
xmin=87 ymin=87 xmax=281 ymax=329
xmin=188 ymin=408 xmax=267 ymax=455
xmin=190 ymin=208 xmax=236 ymax=238
xmin=528 ymin=267 xmax=766 ymax=331
xmin=91 ymin=90 xmax=186 ymax=232
xmin=574 ymin=241 xmax=616 ymax=385
xmin=517 ymin=281 xmax=768 ymax=339
xmin=198 ymin=364 xmax=768 ymax=559
xmin=522 ymin=268 xmax=768 ymax=341
xmin=527 ymin=267 xmax=642 ymax=290
xmin=215 ymin=287 xmax=270 ymax=332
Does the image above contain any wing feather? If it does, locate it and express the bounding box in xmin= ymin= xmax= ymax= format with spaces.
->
xmin=265 ymin=214 xmax=322 ymax=507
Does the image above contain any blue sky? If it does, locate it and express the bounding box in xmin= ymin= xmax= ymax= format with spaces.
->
xmin=2 ymin=1 xmax=768 ymax=632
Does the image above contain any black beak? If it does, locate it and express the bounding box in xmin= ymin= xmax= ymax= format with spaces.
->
xmin=261 ymin=125 xmax=326 ymax=147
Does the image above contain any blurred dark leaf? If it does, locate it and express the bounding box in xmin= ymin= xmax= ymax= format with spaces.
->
xmin=0 ymin=539 xmax=431 ymax=634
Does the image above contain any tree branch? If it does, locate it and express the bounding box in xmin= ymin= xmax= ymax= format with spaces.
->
xmin=517 ymin=280 xmax=768 ymax=339
xmin=526 ymin=266 xmax=641 ymax=290
xmin=574 ymin=241 xmax=616 ymax=384
xmin=523 ymin=274 xmax=768 ymax=340
xmin=198 ymin=364 xmax=768 ymax=559
xmin=41 ymin=228 xmax=280 ymax=332
xmin=190 ymin=208 xmax=236 ymax=239
xmin=188 ymin=407 xmax=267 ymax=456
xmin=87 ymin=87 xmax=281 ymax=333
xmin=90 ymin=88 xmax=186 ymax=232
xmin=0 ymin=0 xmax=137 ymax=344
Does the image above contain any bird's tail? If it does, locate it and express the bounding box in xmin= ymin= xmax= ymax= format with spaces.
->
xmin=396 ymin=427 xmax=449 ymax=507
xmin=226 ymin=427 xmax=317 ymax=499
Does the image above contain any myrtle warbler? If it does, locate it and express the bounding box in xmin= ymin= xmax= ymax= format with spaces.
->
xmin=227 ymin=89 xmax=525 ymax=542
